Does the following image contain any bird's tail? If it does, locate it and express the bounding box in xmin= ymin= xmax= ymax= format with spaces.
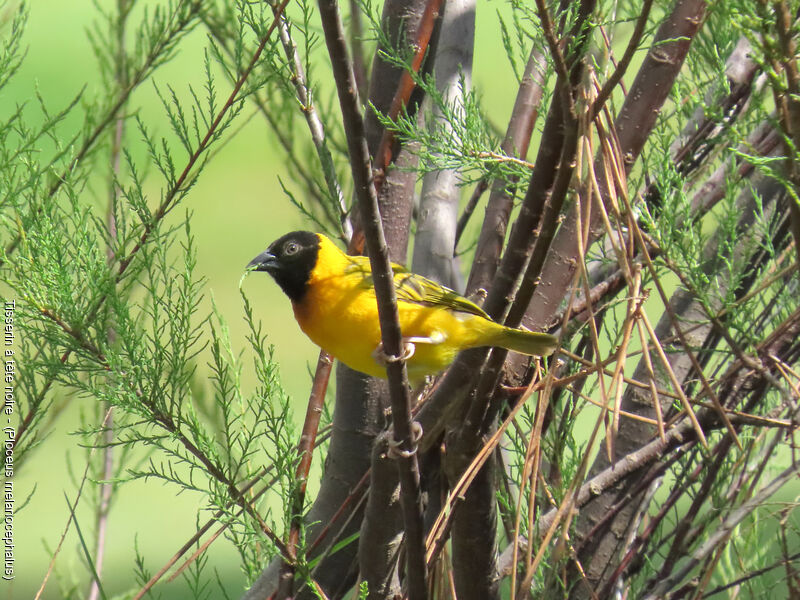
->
xmin=487 ymin=326 xmax=558 ymax=357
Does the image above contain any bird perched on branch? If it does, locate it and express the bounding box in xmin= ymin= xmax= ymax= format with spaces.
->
xmin=247 ymin=231 xmax=558 ymax=384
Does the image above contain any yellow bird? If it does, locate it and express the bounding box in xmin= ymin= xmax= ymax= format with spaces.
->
xmin=247 ymin=231 xmax=557 ymax=384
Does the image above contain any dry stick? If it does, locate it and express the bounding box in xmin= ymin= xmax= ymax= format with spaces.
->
xmin=509 ymin=375 xmax=552 ymax=600
xmin=572 ymin=133 xmax=614 ymax=461
xmin=273 ymin=7 xmax=350 ymax=239
xmin=607 ymin=349 xmax=798 ymax=595
xmin=554 ymin=351 xmax=788 ymax=429
xmin=464 ymin=46 xmax=547 ymax=293
xmin=316 ymin=1 xmax=427 ymax=598
xmin=586 ymin=116 xmax=673 ymax=451
xmin=610 ymin=139 xmax=742 ymax=448
xmin=598 ymin=206 xmax=643 ymax=449
xmin=556 ymin=74 xmax=770 ymax=337
xmin=590 ymin=0 xmax=654 ymax=119
xmin=524 ymin=0 xmax=707 ymax=340
xmin=636 ymin=314 xmax=667 ymax=442
xmin=563 ymin=384 xmax=657 ymax=425
xmin=275 ymin=351 xmax=334 ymax=599
xmin=518 ymin=384 xmax=612 ymax=596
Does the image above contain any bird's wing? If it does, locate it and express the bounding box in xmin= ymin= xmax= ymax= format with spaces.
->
xmin=344 ymin=256 xmax=491 ymax=319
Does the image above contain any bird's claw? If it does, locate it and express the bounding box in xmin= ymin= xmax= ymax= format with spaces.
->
xmin=387 ymin=421 xmax=423 ymax=459
xmin=373 ymin=339 xmax=416 ymax=365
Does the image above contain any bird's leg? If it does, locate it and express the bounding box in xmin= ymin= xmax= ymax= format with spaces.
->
xmin=386 ymin=420 xmax=423 ymax=459
xmin=372 ymin=339 xmax=417 ymax=366
xmin=371 ymin=331 xmax=446 ymax=366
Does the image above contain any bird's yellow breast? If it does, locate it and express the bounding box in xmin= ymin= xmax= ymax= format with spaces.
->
xmin=291 ymin=237 xmax=493 ymax=381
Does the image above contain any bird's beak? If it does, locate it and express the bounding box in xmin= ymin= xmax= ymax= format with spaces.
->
xmin=246 ymin=250 xmax=278 ymax=272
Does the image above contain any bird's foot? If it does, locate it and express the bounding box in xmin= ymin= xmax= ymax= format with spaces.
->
xmin=372 ymin=339 xmax=417 ymax=366
xmin=387 ymin=421 xmax=423 ymax=459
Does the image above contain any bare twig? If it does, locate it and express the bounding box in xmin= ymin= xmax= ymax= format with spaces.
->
xmin=317 ymin=1 xmax=427 ymax=597
xmin=275 ymin=351 xmax=334 ymax=599
xmin=272 ymin=7 xmax=350 ymax=239
xmin=590 ymin=0 xmax=654 ymax=118
xmin=464 ymin=48 xmax=546 ymax=294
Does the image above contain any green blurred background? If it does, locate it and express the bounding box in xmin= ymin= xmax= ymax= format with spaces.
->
xmin=4 ymin=0 xmax=517 ymax=597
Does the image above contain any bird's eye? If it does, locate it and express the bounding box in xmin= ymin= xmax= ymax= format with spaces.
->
xmin=284 ymin=242 xmax=299 ymax=256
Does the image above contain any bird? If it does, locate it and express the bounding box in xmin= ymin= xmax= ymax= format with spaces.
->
xmin=247 ymin=231 xmax=558 ymax=384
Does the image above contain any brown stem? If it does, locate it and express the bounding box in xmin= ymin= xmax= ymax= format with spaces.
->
xmin=372 ymin=0 xmax=445 ymax=182
xmin=590 ymin=0 xmax=654 ymax=118
xmin=465 ymin=48 xmax=547 ymax=296
xmin=317 ymin=0 xmax=427 ymax=597
xmin=275 ymin=351 xmax=334 ymax=599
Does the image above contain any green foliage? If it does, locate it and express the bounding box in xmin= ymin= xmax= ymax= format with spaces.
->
xmin=4 ymin=0 xmax=800 ymax=598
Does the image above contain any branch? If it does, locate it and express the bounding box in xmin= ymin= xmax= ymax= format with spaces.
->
xmin=317 ymin=1 xmax=427 ymax=598
xmin=465 ymin=48 xmax=547 ymax=296
xmin=590 ymin=0 xmax=654 ymax=118
xmin=412 ymin=0 xmax=476 ymax=287
xmin=359 ymin=434 xmax=404 ymax=598
xmin=272 ymin=7 xmax=350 ymax=239
xmin=275 ymin=351 xmax=333 ymax=599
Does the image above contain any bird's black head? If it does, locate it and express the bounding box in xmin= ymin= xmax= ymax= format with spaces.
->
xmin=247 ymin=231 xmax=320 ymax=302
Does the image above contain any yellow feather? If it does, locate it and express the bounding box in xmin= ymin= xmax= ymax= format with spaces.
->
xmin=291 ymin=234 xmax=557 ymax=383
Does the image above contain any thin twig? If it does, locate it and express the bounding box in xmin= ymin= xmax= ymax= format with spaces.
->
xmin=89 ymin=3 xmax=131 ymax=598
xmin=317 ymin=1 xmax=427 ymax=597
xmin=590 ymin=0 xmax=654 ymax=118
xmin=275 ymin=351 xmax=333 ymax=599
xmin=34 ymin=409 xmax=113 ymax=600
